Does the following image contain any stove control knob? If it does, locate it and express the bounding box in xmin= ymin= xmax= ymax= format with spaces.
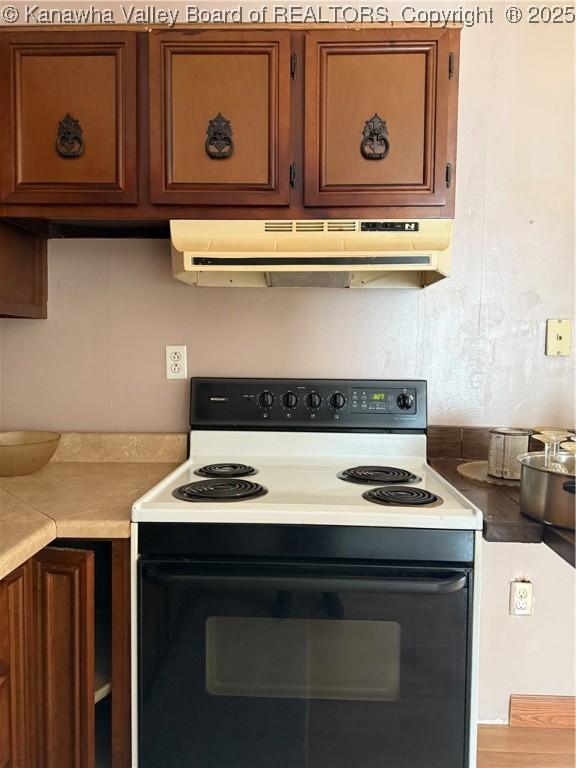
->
xmin=259 ymin=391 xmax=275 ymax=409
xmin=330 ymin=392 xmax=346 ymax=410
xmin=397 ymin=392 xmax=414 ymax=411
xmin=283 ymin=392 xmax=298 ymax=409
xmin=306 ymin=392 xmax=322 ymax=409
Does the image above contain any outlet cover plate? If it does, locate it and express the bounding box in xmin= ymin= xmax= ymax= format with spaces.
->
xmin=509 ymin=580 xmax=533 ymax=616
xmin=165 ymin=345 xmax=187 ymax=380
xmin=546 ymin=319 xmax=572 ymax=357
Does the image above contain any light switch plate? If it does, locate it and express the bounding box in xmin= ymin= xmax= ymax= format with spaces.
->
xmin=165 ymin=345 xmax=187 ymax=379
xmin=546 ymin=319 xmax=572 ymax=357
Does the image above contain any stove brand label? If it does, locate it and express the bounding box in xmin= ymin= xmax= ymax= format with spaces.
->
xmin=209 ymin=396 xmax=229 ymax=403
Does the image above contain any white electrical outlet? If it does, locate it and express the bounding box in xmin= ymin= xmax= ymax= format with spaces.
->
xmin=165 ymin=345 xmax=187 ymax=380
xmin=509 ymin=580 xmax=533 ymax=616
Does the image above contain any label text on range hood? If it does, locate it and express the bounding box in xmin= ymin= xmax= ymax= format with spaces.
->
xmin=361 ymin=222 xmax=419 ymax=232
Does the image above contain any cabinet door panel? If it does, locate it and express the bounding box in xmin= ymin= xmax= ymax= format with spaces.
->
xmin=305 ymin=29 xmax=456 ymax=208
xmin=0 ymin=221 xmax=47 ymax=319
xmin=150 ymin=31 xmax=291 ymax=205
xmin=35 ymin=548 xmax=95 ymax=768
xmin=0 ymin=563 xmax=35 ymax=768
xmin=171 ymin=53 xmax=270 ymax=185
xmin=0 ymin=32 xmax=137 ymax=204
xmin=324 ymin=51 xmax=427 ymax=186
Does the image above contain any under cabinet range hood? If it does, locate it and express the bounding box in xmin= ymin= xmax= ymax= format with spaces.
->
xmin=171 ymin=220 xmax=453 ymax=289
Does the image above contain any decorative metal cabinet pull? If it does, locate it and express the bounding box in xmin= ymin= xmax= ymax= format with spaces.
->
xmin=205 ymin=113 xmax=233 ymax=159
xmin=55 ymin=113 xmax=85 ymax=158
xmin=360 ymin=114 xmax=390 ymax=160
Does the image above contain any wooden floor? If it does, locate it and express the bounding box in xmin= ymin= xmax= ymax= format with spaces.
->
xmin=478 ymin=725 xmax=576 ymax=767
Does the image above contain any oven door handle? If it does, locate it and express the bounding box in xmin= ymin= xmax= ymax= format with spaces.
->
xmin=143 ymin=567 xmax=468 ymax=595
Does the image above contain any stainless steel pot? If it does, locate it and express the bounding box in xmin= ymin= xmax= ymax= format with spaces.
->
xmin=518 ymin=451 xmax=575 ymax=530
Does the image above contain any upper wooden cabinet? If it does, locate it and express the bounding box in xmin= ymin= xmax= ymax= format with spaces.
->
xmin=0 ymin=26 xmax=460 ymax=226
xmin=304 ymin=29 xmax=457 ymax=208
xmin=0 ymin=31 xmax=137 ymax=205
xmin=149 ymin=30 xmax=292 ymax=205
xmin=0 ymin=220 xmax=47 ymax=319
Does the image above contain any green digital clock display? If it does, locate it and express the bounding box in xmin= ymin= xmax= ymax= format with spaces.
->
xmin=351 ymin=388 xmax=394 ymax=413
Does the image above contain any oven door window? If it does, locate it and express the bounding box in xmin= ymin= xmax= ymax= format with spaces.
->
xmin=206 ymin=617 xmax=401 ymax=700
xmin=139 ymin=561 xmax=470 ymax=768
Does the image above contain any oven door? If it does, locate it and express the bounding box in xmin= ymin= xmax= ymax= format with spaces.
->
xmin=139 ymin=560 xmax=471 ymax=768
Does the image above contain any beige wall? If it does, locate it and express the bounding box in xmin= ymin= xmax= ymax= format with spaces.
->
xmin=0 ymin=217 xmax=573 ymax=433
xmin=479 ymin=540 xmax=575 ymax=722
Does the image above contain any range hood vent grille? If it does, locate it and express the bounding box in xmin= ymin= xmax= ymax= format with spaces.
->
xmin=327 ymin=222 xmax=357 ymax=232
xmin=264 ymin=221 xmax=358 ymax=234
xmin=264 ymin=221 xmax=293 ymax=232
xmin=295 ymin=221 xmax=325 ymax=232
xmin=267 ymin=271 xmax=352 ymax=288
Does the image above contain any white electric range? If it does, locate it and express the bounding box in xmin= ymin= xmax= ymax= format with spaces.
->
xmin=132 ymin=378 xmax=482 ymax=530
xmin=132 ymin=430 xmax=482 ymax=529
xmin=131 ymin=378 xmax=482 ymax=768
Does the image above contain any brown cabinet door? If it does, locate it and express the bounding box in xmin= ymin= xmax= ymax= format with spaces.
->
xmin=0 ymin=32 xmax=137 ymax=204
xmin=0 ymin=563 xmax=35 ymax=768
xmin=149 ymin=31 xmax=291 ymax=205
xmin=34 ymin=548 xmax=95 ymax=768
xmin=0 ymin=221 xmax=47 ymax=319
xmin=304 ymin=29 xmax=457 ymax=208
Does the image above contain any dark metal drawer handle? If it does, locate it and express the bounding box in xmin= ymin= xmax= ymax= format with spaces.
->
xmin=144 ymin=567 xmax=467 ymax=595
xmin=361 ymin=113 xmax=390 ymax=160
xmin=205 ymin=113 xmax=233 ymax=159
xmin=563 ymin=481 xmax=575 ymax=495
xmin=56 ymin=113 xmax=84 ymax=158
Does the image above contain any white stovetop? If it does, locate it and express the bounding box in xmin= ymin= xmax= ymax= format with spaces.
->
xmin=132 ymin=431 xmax=482 ymax=530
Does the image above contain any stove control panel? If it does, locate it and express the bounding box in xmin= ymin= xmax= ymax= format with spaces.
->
xmin=190 ymin=379 xmax=426 ymax=431
xmin=350 ymin=388 xmax=416 ymax=413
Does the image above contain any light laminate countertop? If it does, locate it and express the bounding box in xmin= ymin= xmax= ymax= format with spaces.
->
xmin=0 ymin=432 xmax=184 ymax=580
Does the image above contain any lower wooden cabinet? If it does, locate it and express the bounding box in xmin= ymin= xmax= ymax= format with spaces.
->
xmin=35 ymin=549 xmax=95 ymax=768
xmin=0 ymin=541 xmax=130 ymax=768
xmin=0 ymin=562 xmax=35 ymax=768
